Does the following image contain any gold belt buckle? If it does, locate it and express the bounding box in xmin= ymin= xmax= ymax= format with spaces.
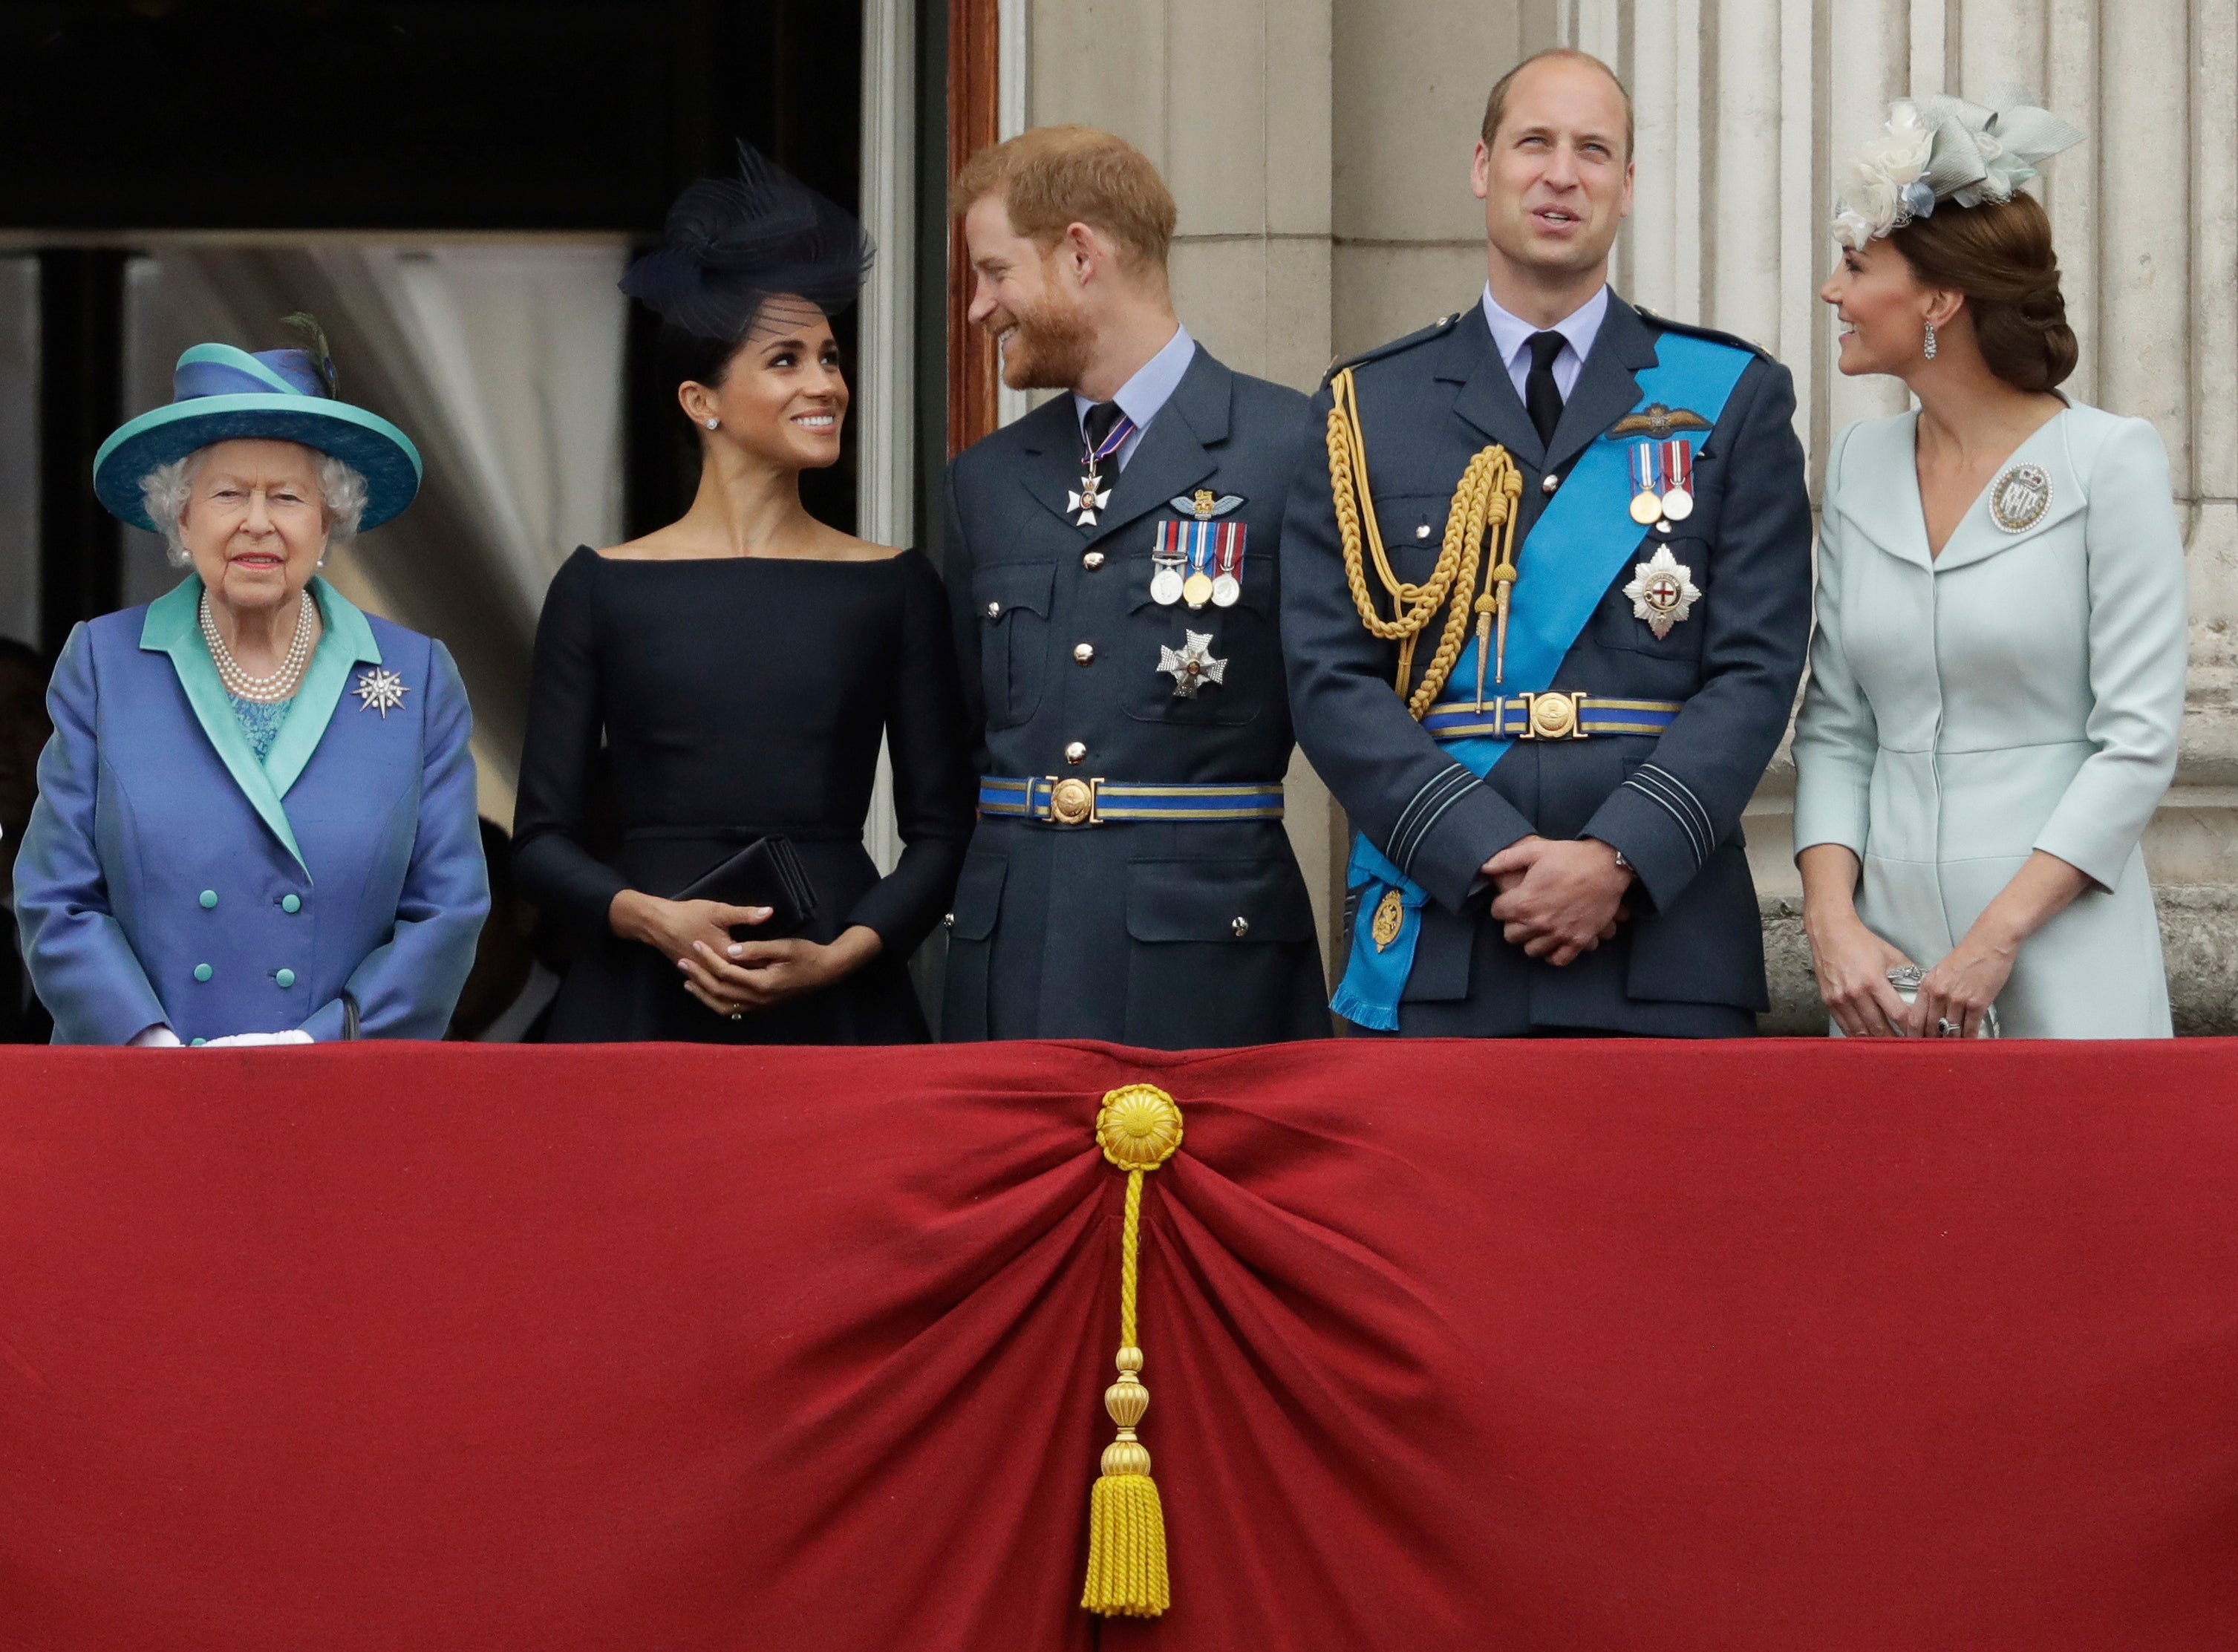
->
xmin=1518 ymin=690 xmax=1590 ymax=740
xmin=1043 ymin=774 xmax=1103 ymax=826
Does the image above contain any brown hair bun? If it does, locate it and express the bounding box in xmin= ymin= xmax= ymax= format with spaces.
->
xmin=1889 ymin=192 xmax=2077 ymax=393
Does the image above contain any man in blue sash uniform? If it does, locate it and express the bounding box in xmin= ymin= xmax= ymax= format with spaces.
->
xmin=942 ymin=126 xmax=1325 ymax=1045
xmin=1283 ymin=48 xmax=1812 ymax=1036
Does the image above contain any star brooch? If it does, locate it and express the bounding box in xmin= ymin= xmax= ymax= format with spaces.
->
xmin=353 ymin=666 xmax=410 ymax=717
xmin=1158 ymin=630 xmax=1228 ymax=699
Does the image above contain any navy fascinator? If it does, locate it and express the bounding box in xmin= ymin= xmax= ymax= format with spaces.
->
xmin=622 ymin=142 xmax=876 ymax=340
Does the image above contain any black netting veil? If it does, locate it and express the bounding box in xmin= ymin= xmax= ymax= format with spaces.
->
xmin=621 ymin=141 xmax=875 ymax=340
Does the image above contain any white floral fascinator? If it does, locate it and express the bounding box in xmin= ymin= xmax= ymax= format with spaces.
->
xmin=1833 ymin=88 xmax=2084 ymax=250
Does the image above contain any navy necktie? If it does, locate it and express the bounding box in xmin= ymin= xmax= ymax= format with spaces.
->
xmin=1524 ymin=330 xmax=1567 ymax=449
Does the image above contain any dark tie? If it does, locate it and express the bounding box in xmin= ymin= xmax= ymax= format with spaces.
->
xmin=1082 ymin=399 xmax=1126 ymax=474
xmin=1524 ymin=330 xmax=1567 ymax=449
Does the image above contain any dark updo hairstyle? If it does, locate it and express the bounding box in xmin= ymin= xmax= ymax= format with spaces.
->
xmin=624 ymin=141 xmax=875 ymax=410
xmin=1888 ymin=190 xmax=2076 ymax=392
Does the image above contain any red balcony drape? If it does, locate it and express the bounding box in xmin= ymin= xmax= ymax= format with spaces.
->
xmin=0 ymin=1037 xmax=2232 ymax=1649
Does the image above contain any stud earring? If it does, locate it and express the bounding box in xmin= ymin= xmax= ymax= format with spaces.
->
xmin=1923 ymin=320 xmax=1938 ymax=360
xmin=705 ymin=417 xmax=720 ymax=430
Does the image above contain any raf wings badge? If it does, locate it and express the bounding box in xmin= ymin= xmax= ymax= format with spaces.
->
xmin=1624 ymin=546 xmax=1700 ymax=639
xmin=1610 ymin=402 xmax=1713 ymax=440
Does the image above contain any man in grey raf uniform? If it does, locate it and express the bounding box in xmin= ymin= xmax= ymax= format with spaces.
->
xmin=941 ymin=125 xmax=1325 ymax=1046
xmin=1283 ymin=49 xmax=1812 ymax=1037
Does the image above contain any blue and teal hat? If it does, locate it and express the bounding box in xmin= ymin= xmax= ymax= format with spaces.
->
xmin=92 ymin=343 xmax=423 ymax=533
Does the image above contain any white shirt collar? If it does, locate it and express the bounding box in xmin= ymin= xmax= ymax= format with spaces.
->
xmin=1074 ymin=323 xmax=1196 ymax=440
xmin=1479 ymin=283 xmax=1610 ymax=378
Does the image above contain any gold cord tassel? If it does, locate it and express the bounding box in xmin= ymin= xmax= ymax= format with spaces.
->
xmin=1327 ymin=368 xmax=1524 ymax=718
xmin=1082 ymin=1084 xmax=1185 ymax=1618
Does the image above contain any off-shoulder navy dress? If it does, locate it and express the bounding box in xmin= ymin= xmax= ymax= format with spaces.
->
xmin=514 ymin=546 xmax=974 ymax=1043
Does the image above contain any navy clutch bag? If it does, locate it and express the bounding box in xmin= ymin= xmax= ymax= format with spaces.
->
xmin=673 ymin=836 xmax=818 ymax=939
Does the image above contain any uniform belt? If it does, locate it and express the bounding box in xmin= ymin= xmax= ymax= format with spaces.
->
xmin=978 ymin=776 xmax=1285 ymax=826
xmin=1420 ymin=690 xmax=1685 ymax=742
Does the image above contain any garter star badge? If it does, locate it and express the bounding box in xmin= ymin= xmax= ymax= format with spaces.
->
xmin=1989 ymin=462 xmax=2051 ymax=533
xmin=353 ymin=666 xmax=410 ymax=717
xmin=1623 ymin=546 xmax=1700 ymax=640
xmin=1157 ymin=630 xmax=1228 ymax=699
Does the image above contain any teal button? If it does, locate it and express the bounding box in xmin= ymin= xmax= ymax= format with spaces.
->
xmin=275 ymin=968 xmax=297 ymax=989
xmin=189 ymin=1037 xmax=207 ymax=1047
xmin=192 ymin=963 xmax=212 ymax=983
xmin=198 ymin=889 xmax=218 ymax=910
xmin=281 ymin=894 xmax=301 ymax=914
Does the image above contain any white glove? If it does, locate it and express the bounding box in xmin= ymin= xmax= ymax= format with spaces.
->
xmin=199 ymin=1031 xmax=316 ymax=1048
xmin=128 ymin=1024 xmax=183 ymax=1048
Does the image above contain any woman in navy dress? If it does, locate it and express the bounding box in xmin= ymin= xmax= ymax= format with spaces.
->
xmin=514 ymin=146 xmax=973 ymax=1043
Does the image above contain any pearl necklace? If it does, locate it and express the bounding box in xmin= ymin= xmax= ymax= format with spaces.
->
xmin=201 ymin=589 xmax=317 ymax=703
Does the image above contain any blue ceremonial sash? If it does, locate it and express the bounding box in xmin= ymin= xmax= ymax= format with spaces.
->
xmin=1329 ymin=333 xmax=1755 ymax=1031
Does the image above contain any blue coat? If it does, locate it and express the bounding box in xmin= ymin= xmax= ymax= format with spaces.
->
xmin=1281 ymin=296 xmax=1813 ymax=1036
xmin=11 ymin=576 xmax=488 ymax=1044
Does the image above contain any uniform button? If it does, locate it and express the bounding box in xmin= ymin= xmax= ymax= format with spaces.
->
xmin=1083 ymin=551 xmax=1105 ymax=570
xmin=1415 ymin=523 xmax=1432 ymax=539
xmin=275 ymin=968 xmax=296 ymax=989
xmin=1074 ymin=643 xmax=1095 ymax=665
xmin=985 ymin=600 xmax=1001 ymax=618
xmin=193 ymin=963 xmax=212 ymax=983
xmin=1064 ymin=741 xmax=1087 ymax=765
xmin=198 ymin=889 xmax=218 ymax=909
xmin=1231 ymin=916 xmax=1250 ymax=938
xmin=281 ymin=894 xmax=301 ymax=914
xmin=1542 ymin=473 xmax=1559 ymax=494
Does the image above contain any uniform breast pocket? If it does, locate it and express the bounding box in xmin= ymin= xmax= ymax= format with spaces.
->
xmin=1592 ymin=533 xmax=1709 ymax=662
xmin=1124 ymin=555 xmax=1269 ymax=729
xmin=972 ymin=562 xmax=1054 ymax=728
xmin=1368 ymin=492 xmax=1460 ymax=589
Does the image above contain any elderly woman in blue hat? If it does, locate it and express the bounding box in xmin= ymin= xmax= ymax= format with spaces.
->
xmin=10 ymin=326 xmax=488 ymax=1045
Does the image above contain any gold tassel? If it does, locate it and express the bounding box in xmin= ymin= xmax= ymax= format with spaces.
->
xmin=1082 ymin=1084 xmax=1184 ymax=1618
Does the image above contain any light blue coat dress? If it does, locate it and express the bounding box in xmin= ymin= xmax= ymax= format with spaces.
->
xmin=1791 ymin=404 xmax=2187 ymax=1036
xmin=11 ymin=576 xmax=489 ymax=1044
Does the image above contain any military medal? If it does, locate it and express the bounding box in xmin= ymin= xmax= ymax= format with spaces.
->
xmin=1623 ymin=545 xmax=1700 ymax=639
xmin=1181 ymin=523 xmax=1217 ymax=610
xmin=1158 ymin=629 xmax=1227 ymax=698
xmin=1149 ymin=522 xmax=1187 ymax=604
xmin=1658 ymin=438 xmax=1696 ymax=522
xmin=1628 ymin=443 xmax=1665 ymax=526
xmin=1066 ymin=411 xmax=1138 ymax=526
xmin=1989 ymin=461 xmax=2051 ymax=533
xmin=1210 ymin=525 xmax=1244 ymax=607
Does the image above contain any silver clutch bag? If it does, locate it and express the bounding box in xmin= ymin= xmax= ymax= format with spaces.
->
xmin=1887 ymin=965 xmax=2000 ymax=1038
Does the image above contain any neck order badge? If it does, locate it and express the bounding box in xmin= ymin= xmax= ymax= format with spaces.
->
xmin=1329 ymin=333 xmax=1754 ymax=1031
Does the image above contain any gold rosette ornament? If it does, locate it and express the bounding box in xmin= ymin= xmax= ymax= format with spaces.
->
xmin=1080 ymin=1083 xmax=1185 ymax=1618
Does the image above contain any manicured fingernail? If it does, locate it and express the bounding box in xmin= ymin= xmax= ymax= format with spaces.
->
xmin=728 ymin=944 xmax=745 ymax=958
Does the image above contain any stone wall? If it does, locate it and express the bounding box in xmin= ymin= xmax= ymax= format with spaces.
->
xmin=1021 ymin=0 xmax=2238 ymax=1027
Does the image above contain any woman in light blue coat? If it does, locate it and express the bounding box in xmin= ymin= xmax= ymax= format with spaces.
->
xmin=11 ymin=327 xmax=488 ymax=1045
xmin=1794 ymin=97 xmax=2185 ymax=1039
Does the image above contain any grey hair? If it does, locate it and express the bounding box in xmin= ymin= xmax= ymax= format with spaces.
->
xmin=139 ymin=445 xmax=371 ymax=569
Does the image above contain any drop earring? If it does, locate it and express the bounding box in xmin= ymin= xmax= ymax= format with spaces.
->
xmin=1923 ymin=320 xmax=1938 ymax=360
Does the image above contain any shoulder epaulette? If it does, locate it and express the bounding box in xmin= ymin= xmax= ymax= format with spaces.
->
xmin=1319 ymin=311 xmax=1465 ymax=390
xmin=1631 ymin=305 xmax=1775 ymax=362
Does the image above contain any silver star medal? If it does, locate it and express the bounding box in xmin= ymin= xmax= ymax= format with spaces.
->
xmin=1158 ymin=630 xmax=1228 ymax=699
xmin=353 ymin=666 xmax=410 ymax=717
xmin=1066 ymin=469 xmax=1112 ymax=527
xmin=1622 ymin=546 xmax=1700 ymax=640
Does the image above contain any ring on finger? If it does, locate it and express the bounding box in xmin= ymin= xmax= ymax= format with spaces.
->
xmin=1937 ymin=1016 xmax=1963 ymax=1038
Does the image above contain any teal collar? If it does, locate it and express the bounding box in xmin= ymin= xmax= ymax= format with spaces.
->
xmin=140 ymin=575 xmax=382 ymax=878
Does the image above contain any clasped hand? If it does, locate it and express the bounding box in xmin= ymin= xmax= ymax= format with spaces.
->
xmin=1481 ymin=835 xmax=1632 ymax=967
xmin=612 ymin=892 xmax=880 ymax=1019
